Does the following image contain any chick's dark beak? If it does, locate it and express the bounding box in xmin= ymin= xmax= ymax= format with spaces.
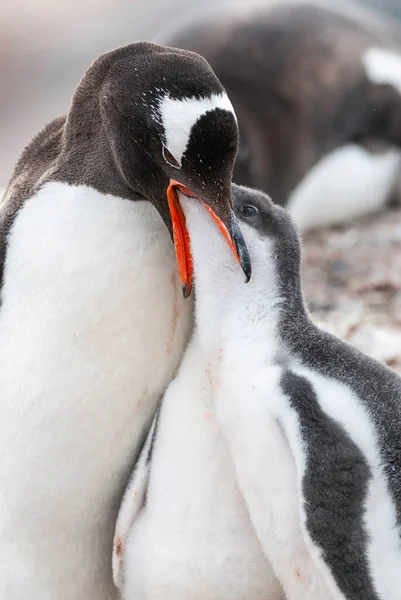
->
xmin=167 ymin=179 xmax=251 ymax=298
xmin=228 ymin=211 xmax=252 ymax=283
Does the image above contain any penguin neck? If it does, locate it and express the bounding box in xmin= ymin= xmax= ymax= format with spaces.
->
xmin=49 ymin=53 xmax=154 ymax=205
xmin=194 ymin=266 xmax=284 ymax=371
xmin=193 ymin=251 xmax=308 ymax=372
xmin=53 ymin=79 xmax=135 ymax=201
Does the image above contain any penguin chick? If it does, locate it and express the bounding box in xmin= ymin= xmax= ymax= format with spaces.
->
xmin=181 ymin=183 xmax=401 ymax=600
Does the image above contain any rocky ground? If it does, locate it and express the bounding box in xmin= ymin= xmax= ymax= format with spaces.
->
xmin=302 ymin=206 xmax=401 ymax=374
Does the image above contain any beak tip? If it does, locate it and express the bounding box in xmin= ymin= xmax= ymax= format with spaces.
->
xmin=242 ymin=262 xmax=252 ymax=283
xmin=182 ymin=284 xmax=192 ymax=299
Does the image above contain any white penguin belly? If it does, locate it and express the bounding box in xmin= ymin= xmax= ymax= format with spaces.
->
xmin=0 ymin=182 xmax=193 ymax=599
xmin=287 ymin=143 xmax=401 ymax=231
xmin=122 ymin=339 xmax=283 ymax=600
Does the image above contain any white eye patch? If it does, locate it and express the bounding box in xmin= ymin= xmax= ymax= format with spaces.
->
xmin=158 ymin=92 xmax=237 ymax=166
xmin=363 ymin=46 xmax=401 ymax=95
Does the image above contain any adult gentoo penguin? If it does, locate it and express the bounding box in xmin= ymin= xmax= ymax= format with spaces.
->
xmin=175 ymin=185 xmax=401 ymax=599
xmin=0 ymin=42 xmax=249 ymax=599
xmin=162 ymin=1 xmax=401 ymax=230
xmin=112 ymin=190 xmax=283 ymax=600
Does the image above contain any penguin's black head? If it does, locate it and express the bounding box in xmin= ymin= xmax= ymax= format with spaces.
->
xmin=97 ymin=42 xmax=250 ymax=297
xmin=233 ymin=185 xmax=302 ymax=302
xmin=232 ymin=185 xmax=298 ymax=244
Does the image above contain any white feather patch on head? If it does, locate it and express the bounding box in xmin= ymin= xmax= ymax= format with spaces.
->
xmin=158 ymin=92 xmax=236 ymax=166
xmin=363 ymin=46 xmax=401 ymax=95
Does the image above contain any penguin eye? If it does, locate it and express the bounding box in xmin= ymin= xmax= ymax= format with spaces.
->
xmin=241 ymin=204 xmax=258 ymax=219
xmin=162 ymin=146 xmax=181 ymax=169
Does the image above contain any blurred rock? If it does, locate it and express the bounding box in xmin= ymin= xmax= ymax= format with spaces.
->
xmin=303 ymin=205 xmax=401 ymax=373
xmin=348 ymin=324 xmax=401 ymax=366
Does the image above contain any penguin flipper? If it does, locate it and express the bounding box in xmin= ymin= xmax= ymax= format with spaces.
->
xmin=112 ymin=407 xmax=160 ymax=590
xmin=215 ymin=366 xmax=332 ymax=598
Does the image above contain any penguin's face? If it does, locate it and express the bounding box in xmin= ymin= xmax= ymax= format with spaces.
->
xmin=182 ymin=183 xmax=300 ymax=303
xmin=156 ymin=91 xmax=251 ymax=298
xmin=232 ymin=185 xmax=300 ymax=277
xmin=100 ymin=43 xmax=250 ymax=297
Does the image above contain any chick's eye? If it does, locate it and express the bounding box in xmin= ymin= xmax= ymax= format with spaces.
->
xmin=162 ymin=146 xmax=181 ymax=169
xmin=241 ymin=204 xmax=258 ymax=219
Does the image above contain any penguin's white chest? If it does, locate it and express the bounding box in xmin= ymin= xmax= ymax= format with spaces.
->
xmin=0 ymin=182 xmax=193 ymax=598
xmin=287 ymin=143 xmax=401 ymax=231
xmin=122 ymin=339 xmax=283 ymax=600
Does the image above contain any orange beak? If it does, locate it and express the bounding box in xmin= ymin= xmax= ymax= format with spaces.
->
xmin=167 ymin=179 xmax=243 ymax=298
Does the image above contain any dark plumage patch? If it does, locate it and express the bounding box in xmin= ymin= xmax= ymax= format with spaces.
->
xmin=183 ymin=108 xmax=238 ymax=220
xmin=279 ymin=306 xmax=401 ymax=532
xmin=280 ymin=370 xmax=377 ymax=600
xmin=250 ymin=185 xmax=401 ymax=530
